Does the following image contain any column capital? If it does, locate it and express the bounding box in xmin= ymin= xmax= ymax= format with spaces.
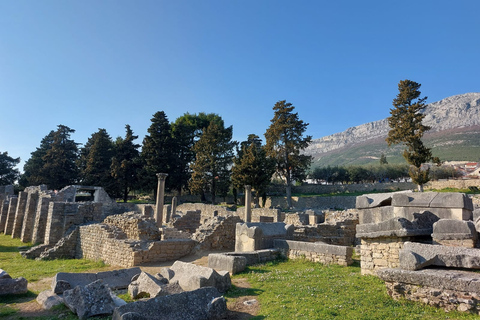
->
xmin=156 ymin=173 xmax=168 ymax=180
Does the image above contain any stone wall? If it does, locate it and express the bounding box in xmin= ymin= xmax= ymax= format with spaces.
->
xmin=192 ymin=215 xmax=242 ymax=251
xmin=237 ymin=207 xmax=282 ymax=223
xmin=103 ymin=212 xmax=160 ymax=241
xmin=360 ymin=237 xmax=412 ymax=275
xmin=268 ymin=182 xmax=415 ymax=196
xmin=76 ymin=223 xmax=195 ymax=267
xmin=293 ymin=219 xmax=358 ymax=246
xmin=265 ymin=195 xmax=356 ymax=210
xmin=176 ymin=203 xmax=236 ymax=220
xmin=425 ymin=179 xmax=480 ymax=190
xmin=274 ymin=239 xmax=353 ymax=266
xmin=168 ymin=210 xmax=202 ymax=234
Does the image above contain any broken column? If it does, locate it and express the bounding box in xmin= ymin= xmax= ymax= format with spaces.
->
xmin=168 ymin=196 xmax=177 ymax=223
xmin=155 ymin=173 xmax=168 ymax=228
xmin=244 ymin=185 xmax=252 ymax=223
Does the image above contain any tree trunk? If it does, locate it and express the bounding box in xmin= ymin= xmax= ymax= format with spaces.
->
xmin=286 ymin=184 xmax=292 ymax=208
xmin=417 ymin=184 xmax=424 ymax=192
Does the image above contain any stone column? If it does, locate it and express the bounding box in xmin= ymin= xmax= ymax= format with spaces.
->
xmin=245 ymin=185 xmax=252 ymax=223
xmin=168 ymin=196 xmax=177 ymax=223
xmin=21 ymin=192 xmax=39 ymax=243
xmin=155 ymin=173 xmax=168 ymax=228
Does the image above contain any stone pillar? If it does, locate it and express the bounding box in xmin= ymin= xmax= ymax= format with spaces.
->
xmin=4 ymin=197 xmax=18 ymax=234
xmin=12 ymin=192 xmax=28 ymax=238
xmin=244 ymin=185 xmax=252 ymax=223
xmin=168 ymin=196 xmax=177 ymax=223
xmin=0 ymin=199 xmax=8 ymax=232
xmin=21 ymin=192 xmax=39 ymax=243
xmin=155 ymin=173 xmax=168 ymax=228
xmin=32 ymin=195 xmax=52 ymax=244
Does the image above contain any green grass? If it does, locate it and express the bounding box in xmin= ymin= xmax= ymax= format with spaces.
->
xmin=227 ymin=259 xmax=479 ymax=320
xmin=0 ymin=234 xmax=108 ymax=282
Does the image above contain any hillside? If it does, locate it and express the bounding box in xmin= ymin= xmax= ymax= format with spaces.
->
xmin=306 ymin=93 xmax=480 ymax=167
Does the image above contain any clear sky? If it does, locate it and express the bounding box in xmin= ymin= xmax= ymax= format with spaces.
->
xmin=1 ymin=1 xmax=479 ymax=170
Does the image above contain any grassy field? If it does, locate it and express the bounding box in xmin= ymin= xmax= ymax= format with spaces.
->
xmin=1 ymin=234 xmax=479 ymax=319
xmin=227 ymin=259 xmax=479 ymax=320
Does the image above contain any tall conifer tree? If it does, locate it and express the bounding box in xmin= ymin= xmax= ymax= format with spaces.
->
xmin=386 ymin=79 xmax=439 ymax=191
xmin=265 ymin=100 xmax=312 ymax=208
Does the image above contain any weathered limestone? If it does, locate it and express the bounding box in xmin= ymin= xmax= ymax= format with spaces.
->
xmin=399 ymin=241 xmax=480 ymax=271
xmin=274 ymin=239 xmax=353 ymax=266
xmin=36 ymin=290 xmax=64 ymax=310
xmin=63 ymin=279 xmax=124 ymax=319
xmin=4 ymin=196 xmax=17 ymax=234
xmin=52 ymin=268 xmax=141 ymax=294
xmin=244 ymin=185 xmax=252 ymax=222
xmin=155 ymin=173 xmax=168 ymax=228
xmin=112 ymin=287 xmax=227 ymax=320
xmin=378 ymin=268 xmax=480 ymax=313
xmin=208 ymin=253 xmax=247 ymax=274
xmin=11 ymin=191 xmax=27 ymax=238
xmin=32 ymin=194 xmax=53 ymax=243
xmin=128 ymin=271 xmax=183 ymax=299
xmin=432 ymin=219 xmax=478 ymax=247
xmin=21 ymin=191 xmax=40 ymax=242
xmin=191 ymin=215 xmax=242 ymax=251
xmin=168 ymin=261 xmax=231 ymax=293
xmin=235 ymin=222 xmax=294 ymax=252
xmin=0 ymin=199 xmax=8 ymax=231
xmin=0 ymin=269 xmax=28 ymax=296
xmin=236 ymin=207 xmax=282 ymax=223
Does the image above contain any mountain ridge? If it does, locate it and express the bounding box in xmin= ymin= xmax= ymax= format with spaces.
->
xmin=306 ymin=92 xmax=480 ymax=165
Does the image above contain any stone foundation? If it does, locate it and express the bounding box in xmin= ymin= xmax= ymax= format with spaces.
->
xmin=274 ymin=239 xmax=353 ymax=266
xmin=360 ymin=237 xmax=412 ymax=275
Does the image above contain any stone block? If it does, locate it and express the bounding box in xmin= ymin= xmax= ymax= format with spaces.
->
xmin=432 ymin=219 xmax=477 ymax=241
xmin=399 ymin=241 xmax=480 ymax=270
xmin=63 ymin=279 xmax=118 ymax=319
xmin=36 ymin=290 xmax=64 ymax=310
xmin=52 ymin=267 xmax=141 ymax=294
xmin=169 ymin=261 xmax=231 ymax=293
xmin=235 ymin=222 xmax=294 ymax=252
xmin=356 ymin=192 xmax=398 ymax=209
xmin=0 ymin=276 xmax=28 ymax=295
xmin=356 ymin=217 xmax=433 ymax=239
xmin=112 ymin=287 xmax=227 ymax=320
xmin=208 ymin=253 xmax=247 ymax=274
xmin=358 ymin=206 xmax=394 ymax=224
xmin=128 ymin=271 xmax=178 ymax=299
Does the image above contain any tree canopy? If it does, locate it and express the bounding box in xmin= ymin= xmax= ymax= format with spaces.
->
xmin=386 ymin=79 xmax=439 ymax=191
xmin=232 ymin=134 xmax=275 ymax=206
xmin=265 ymin=100 xmax=312 ymax=208
xmin=0 ymin=151 xmax=20 ymax=185
xmin=189 ymin=121 xmax=236 ymax=204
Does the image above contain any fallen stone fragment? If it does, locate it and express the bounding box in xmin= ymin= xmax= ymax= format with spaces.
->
xmin=128 ymin=271 xmax=182 ymax=299
xmin=63 ymin=279 xmax=118 ymax=319
xmin=112 ymin=287 xmax=227 ymax=320
xmin=169 ymin=261 xmax=231 ymax=293
xmin=0 ymin=276 xmax=28 ymax=295
xmin=36 ymin=290 xmax=64 ymax=310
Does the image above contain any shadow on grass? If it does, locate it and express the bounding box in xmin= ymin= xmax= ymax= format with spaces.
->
xmin=0 ymin=291 xmax=37 ymax=304
xmin=225 ymin=284 xmax=264 ymax=299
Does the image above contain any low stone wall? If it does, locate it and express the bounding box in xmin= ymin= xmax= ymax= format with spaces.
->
xmin=176 ymin=203 xmax=235 ymax=220
xmin=103 ymin=212 xmax=160 ymax=241
xmin=169 ymin=210 xmax=202 ymax=234
xmin=237 ymin=207 xmax=282 ymax=223
xmin=379 ymin=268 xmax=480 ymax=313
xmin=265 ymin=196 xmax=356 ymax=210
xmin=360 ymin=237 xmax=412 ymax=275
xmin=425 ymin=179 xmax=480 ymax=190
xmin=275 ymin=239 xmax=353 ymax=266
xmin=293 ymin=219 xmax=358 ymax=246
xmin=268 ymin=182 xmax=415 ymax=196
xmin=76 ymin=224 xmax=195 ymax=267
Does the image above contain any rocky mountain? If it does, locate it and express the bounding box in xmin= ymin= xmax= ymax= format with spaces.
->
xmin=306 ymin=93 xmax=480 ymax=166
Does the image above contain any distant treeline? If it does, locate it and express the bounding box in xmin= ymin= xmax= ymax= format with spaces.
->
xmin=309 ymin=164 xmax=461 ymax=184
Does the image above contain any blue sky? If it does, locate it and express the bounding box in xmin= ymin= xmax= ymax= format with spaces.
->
xmin=1 ymin=1 xmax=479 ymax=170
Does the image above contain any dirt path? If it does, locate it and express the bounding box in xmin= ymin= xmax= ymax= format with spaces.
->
xmin=6 ymin=251 xmax=259 ymax=319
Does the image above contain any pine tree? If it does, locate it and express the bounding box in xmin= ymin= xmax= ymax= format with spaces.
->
xmin=78 ymin=128 xmax=115 ymax=194
xmin=189 ymin=122 xmax=235 ymax=204
xmin=20 ymin=131 xmax=55 ymax=188
xmin=0 ymin=151 xmax=20 ymax=185
xmin=30 ymin=125 xmax=79 ymax=190
xmin=171 ymin=112 xmax=225 ymax=194
xmin=265 ymin=100 xmax=312 ymax=208
xmin=141 ymin=111 xmax=178 ymax=193
xmin=232 ymin=134 xmax=275 ymax=206
xmin=386 ymin=79 xmax=440 ymax=191
xmin=111 ymin=125 xmax=141 ymax=202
